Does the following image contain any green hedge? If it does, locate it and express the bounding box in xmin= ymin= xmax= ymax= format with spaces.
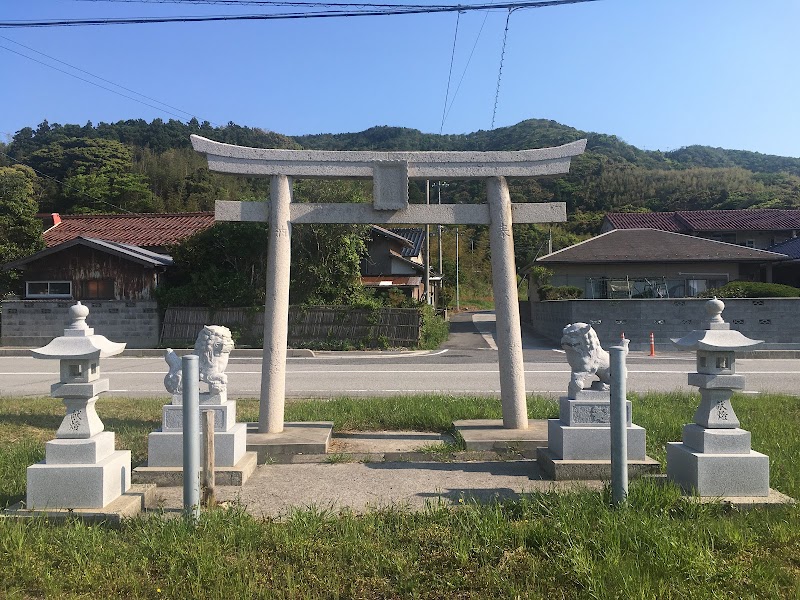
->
xmin=538 ymin=285 xmax=584 ymax=301
xmin=701 ymin=281 xmax=800 ymax=298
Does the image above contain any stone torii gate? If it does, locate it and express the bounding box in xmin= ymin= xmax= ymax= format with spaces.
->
xmin=191 ymin=135 xmax=587 ymax=435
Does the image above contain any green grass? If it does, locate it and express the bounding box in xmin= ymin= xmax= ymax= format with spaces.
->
xmin=2 ymin=392 xmax=800 ymax=598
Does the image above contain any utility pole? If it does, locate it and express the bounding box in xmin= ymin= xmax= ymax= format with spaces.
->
xmin=425 ymin=180 xmax=431 ymax=305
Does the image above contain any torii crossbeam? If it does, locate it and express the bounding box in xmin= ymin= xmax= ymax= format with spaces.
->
xmin=192 ymin=135 xmax=587 ymax=433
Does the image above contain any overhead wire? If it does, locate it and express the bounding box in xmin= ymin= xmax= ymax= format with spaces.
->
xmin=439 ymin=8 xmax=461 ymax=134
xmin=491 ymin=7 xmax=515 ymax=129
xmin=442 ymin=7 xmax=489 ymax=125
xmin=0 ymin=43 xmax=195 ymax=122
xmin=0 ymin=0 xmax=600 ymax=27
xmin=0 ymin=36 xmax=204 ymax=124
xmin=0 ymin=149 xmax=138 ymax=214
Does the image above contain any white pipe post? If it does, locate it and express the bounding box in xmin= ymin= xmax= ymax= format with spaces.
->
xmin=260 ymin=175 xmax=293 ymax=433
xmin=182 ymin=354 xmax=200 ymax=520
xmin=487 ymin=176 xmax=528 ymax=429
xmin=609 ymin=344 xmax=629 ymax=506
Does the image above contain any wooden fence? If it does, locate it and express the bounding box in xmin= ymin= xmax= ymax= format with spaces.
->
xmin=160 ymin=306 xmax=422 ymax=348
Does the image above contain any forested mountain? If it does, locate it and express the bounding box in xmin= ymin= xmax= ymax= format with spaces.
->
xmin=3 ymin=116 xmax=799 ymax=305
xmin=2 ymin=116 xmax=799 ymax=232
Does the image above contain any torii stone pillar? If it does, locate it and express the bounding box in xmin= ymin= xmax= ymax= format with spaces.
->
xmin=191 ymin=135 xmax=587 ymax=433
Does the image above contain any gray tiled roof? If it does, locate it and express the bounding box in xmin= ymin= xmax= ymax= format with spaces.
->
xmin=537 ymin=229 xmax=790 ymax=264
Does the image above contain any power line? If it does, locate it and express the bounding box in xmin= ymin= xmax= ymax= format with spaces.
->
xmin=0 ymin=149 xmax=138 ymax=214
xmin=439 ymin=8 xmax=461 ymax=134
xmin=491 ymin=7 xmax=515 ymax=129
xmin=442 ymin=7 xmax=489 ymax=125
xmin=0 ymin=43 xmax=195 ymax=122
xmin=0 ymin=0 xmax=600 ymax=28
xmin=0 ymin=36 xmax=203 ymax=124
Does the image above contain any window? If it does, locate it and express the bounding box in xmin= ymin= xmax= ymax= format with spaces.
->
xmin=25 ymin=281 xmax=72 ymax=298
xmin=81 ymin=279 xmax=114 ymax=299
xmin=745 ymin=240 xmax=755 ymax=248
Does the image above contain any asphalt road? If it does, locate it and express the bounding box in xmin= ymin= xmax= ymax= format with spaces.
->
xmin=1 ymin=311 xmax=798 ymax=398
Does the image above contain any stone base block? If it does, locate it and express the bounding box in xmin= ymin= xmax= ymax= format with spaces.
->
xmin=452 ymin=419 xmax=548 ymax=453
xmin=536 ymin=447 xmax=661 ymax=481
xmin=559 ymin=396 xmax=632 ymax=427
xmin=26 ymin=450 xmax=131 ymax=509
xmin=147 ymin=423 xmax=246 ymax=467
xmin=162 ymin=401 xmax=237 ymax=432
xmin=45 ymin=432 xmax=115 ymax=464
xmin=666 ymin=442 xmax=770 ymax=497
xmin=132 ymin=451 xmax=257 ymax=487
xmin=6 ymin=484 xmax=156 ymax=524
xmin=682 ymin=424 xmax=751 ymax=454
xmin=547 ymin=419 xmax=647 ymax=460
xmin=246 ymin=422 xmax=333 ymax=463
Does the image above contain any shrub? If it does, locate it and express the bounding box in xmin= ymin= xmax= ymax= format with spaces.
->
xmin=700 ymin=281 xmax=800 ymax=298
xmin=538 ymin=285 xmax=584 ymax=301
xmin=419 ymin=304 xmax=450 ymax=349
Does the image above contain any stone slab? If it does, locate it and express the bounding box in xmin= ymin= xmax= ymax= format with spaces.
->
xmin=162 ymin=401 xmax=237 ymax=432
xmin=547 ymin=419 xmax=647 ymax=460
xmin=216 ymin=200 xmax=568 ymax=226
xmin=452 ymin=419 xmax=548 ymax=453
xmin=45 ymin=432 xmax=116 ymax=464
xmin=51 ymin=379 xmax=109 ymax=398
xmin=191 ymin=134 xmax=587 ymax=179
xmin=690 ymin=488 xmax=795 ymax=508
xmin=666 ymin=442 xmax=770 ymax=497
xmin=132 ymin=451 xmax=258 ymax=487
xmin=26 ymin=450 xmax=131 ymax=509
xmin=246 ymin=422 xmax=333 ymax=462
xmin=373 ymin=161 xmax=409 ymax=209
xmin=4 ymin=484 xmax=156 ymax=524
xmin=559 ymin=396 xmax=632 ymax=427
xmin=682 ymin=424 xmax=752 ymax=454
xmin=147 ymin=422 xmax=247 ymax=467
xmin=687 ymin=372 xmax=745 ymax=389
xmin=536 ymin=447 xmax=661 ymax=481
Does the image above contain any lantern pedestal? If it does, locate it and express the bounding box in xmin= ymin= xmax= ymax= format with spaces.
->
xmin=19 ymin=302 xmax=139 ymax=512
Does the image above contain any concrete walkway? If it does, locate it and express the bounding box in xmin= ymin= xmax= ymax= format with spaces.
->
xmin=148 ymin=431 xmax=603 ymax=517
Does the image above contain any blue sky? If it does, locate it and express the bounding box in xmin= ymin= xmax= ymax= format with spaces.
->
xmin=2 ymin=0 xmax=798 ymax=157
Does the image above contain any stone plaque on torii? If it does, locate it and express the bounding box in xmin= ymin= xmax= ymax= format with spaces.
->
xmin=191 ymin=135 xmax=587 ymax=435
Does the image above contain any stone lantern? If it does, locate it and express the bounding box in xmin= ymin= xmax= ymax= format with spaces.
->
xmin=26 ymin=302 xmax=131 ymax=509
xmin=668 ymin=298 xmax=769 ymax=497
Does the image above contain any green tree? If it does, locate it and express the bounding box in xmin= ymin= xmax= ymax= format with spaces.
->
xmin=0 ymin=165 xmax=45 ymax=295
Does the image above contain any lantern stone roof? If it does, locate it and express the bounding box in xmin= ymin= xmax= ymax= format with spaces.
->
xmin=32 ymin=302 xmax=126 ymax=359
xmin=671 ymin=298 xmax=763 ymax=352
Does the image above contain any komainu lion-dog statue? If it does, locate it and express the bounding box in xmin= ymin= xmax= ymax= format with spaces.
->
xmin=561 ymin=322 xmax=627 ymax=399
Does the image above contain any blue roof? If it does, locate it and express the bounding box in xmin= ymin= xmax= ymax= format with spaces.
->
xmin=388 ymin=228 xmax=425 ymax=258
xmin=768 ymin=237 xmax=800 ymax=259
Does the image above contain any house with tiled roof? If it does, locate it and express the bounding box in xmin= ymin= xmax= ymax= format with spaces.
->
xmin=362 ymin=226 xmax=442 ymax=303
xmin=42 ymin=212 xmax=215 ymax=252
xmin=3 ymin=212 xmax=214 ymax=302
xmin=602 ymin=209 xmax=800 ymax=250
xmin=536 ymin=229 xmax=789 ymax=299
xmin=1 ymin=212 xmax=215 ymax=347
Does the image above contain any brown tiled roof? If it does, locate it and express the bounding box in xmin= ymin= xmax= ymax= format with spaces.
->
xmin=676 ymin=209 xmax=800 ymax=231
xmin=604 ymin=212 xmax=684 ymax=232
xmin=537 ymin=229 xmax=790 ymax=264
xmin=605 ymin=209 xmax=800 ymax=233
xmin=43 ymin=212 xmax=215 ymax=249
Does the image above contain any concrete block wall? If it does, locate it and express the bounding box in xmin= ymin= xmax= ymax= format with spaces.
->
xmin=531 ymin=298 xmax=800 ymax=351
xmin=1 ymin=300 xmax=159 ymax=348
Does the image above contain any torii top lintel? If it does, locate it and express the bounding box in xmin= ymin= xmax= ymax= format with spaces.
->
xmin=190 ymin=135 xmax=587 ymax=224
